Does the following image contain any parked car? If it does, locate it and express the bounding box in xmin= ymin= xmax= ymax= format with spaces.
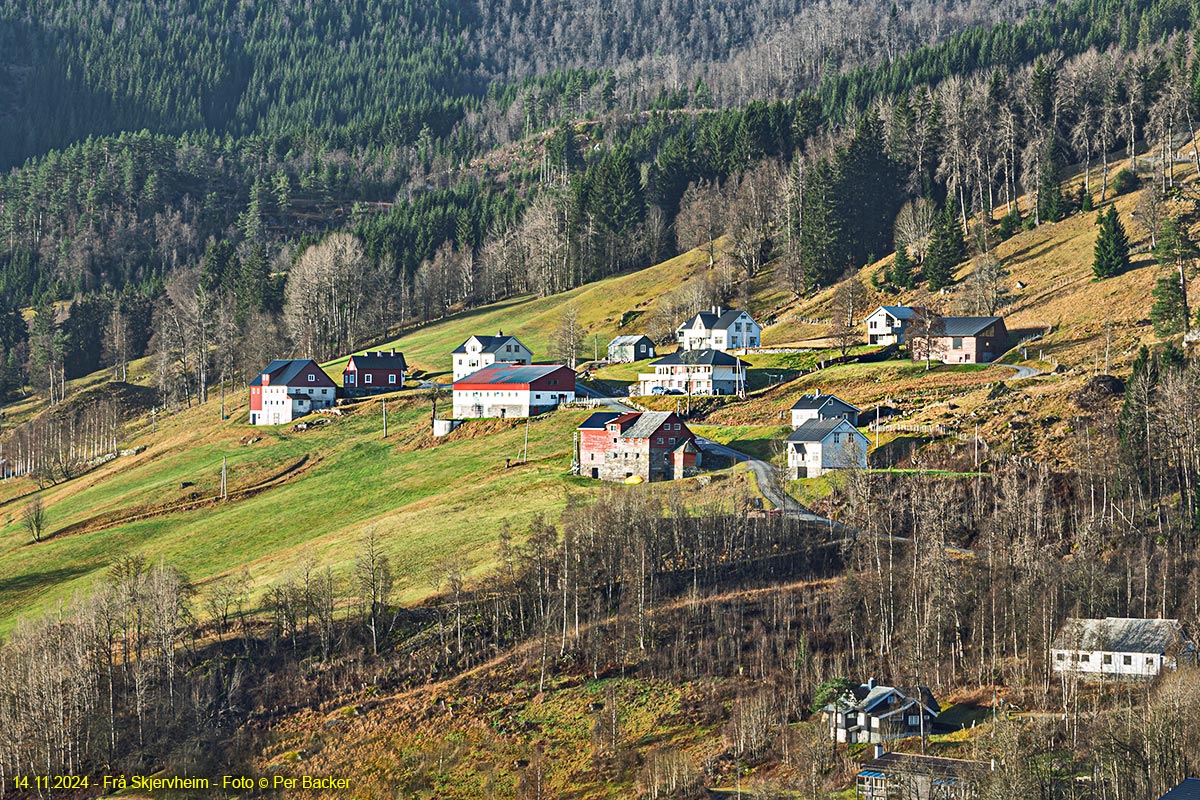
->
xmin=650 ymin=386 xmax=668 ymax=395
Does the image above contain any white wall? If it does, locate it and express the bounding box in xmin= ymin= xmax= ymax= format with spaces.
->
xmin=1051 ymin=649 xmax=1166 ymax=678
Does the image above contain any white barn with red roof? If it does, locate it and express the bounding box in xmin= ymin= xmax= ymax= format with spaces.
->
xmin=249 ymin=359 xmax=337 ymax=425
xmin=452 ymin=364 xmax=576 ymax=418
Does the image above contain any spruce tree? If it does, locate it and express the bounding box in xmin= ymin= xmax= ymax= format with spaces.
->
xmin=923 ymin=205 xmax=965 ymax=290
xmin=1150 ymin=273 xmax=1188 ymax=335
xmin=889 ymin=245 xmax=915 ymax=289
xmin=1092 ymin=206 xmax=1130 ymax=279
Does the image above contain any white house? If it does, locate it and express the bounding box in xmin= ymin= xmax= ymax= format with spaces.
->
xmin=790 ymin=391 xmax=860 ymax=428
xmin=865 ymin=305 xmax=920 ymax=346
xmin=248 ymin=359 xmax=337 ymax=426
xmin=637 ymin=350 xmax=749 ymax=396
xmin=823 ymin=678 xmax=940 ymax=745
xmin=1051 ymin=617 xmax=1192 ymax=680
xmin=451 ymin=364 xmax=575 ymax=418
xmin=675 ymin=307 xmax=761 ymax=351
xmin=786 ymin=418 xmax=868 ymax=478
xmin=451 ymin=332 xmax=533 ymax=381
xmin=607 ymin=334 xmax=656 ymax=364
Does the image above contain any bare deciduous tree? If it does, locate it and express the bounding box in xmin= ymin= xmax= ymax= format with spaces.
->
xmin=22 ymin=496 xmax=46 ymax=543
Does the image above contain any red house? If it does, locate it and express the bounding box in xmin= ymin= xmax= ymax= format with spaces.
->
xmin=343 ymin=349 xmax=407 ymax=396
xmin=577 ymin=410 xmax=701 ymax=482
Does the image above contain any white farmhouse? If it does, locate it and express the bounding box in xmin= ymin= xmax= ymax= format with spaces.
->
xmin=637 ymin=350 xmax=749 ymax=396
xmin=675 ymin=307 xmax=761 ymax=351
xmin=1051 ymin=617 xmax=1192 ymax=680
xmin=248 ymin=359 xmax=337 ymax=426
xmin=452 ymin=332 xmax=533 ymax=381
xmin=786 ymin=418 xmax=868 ymax=478
xmin=865 ymin=305 xmax=920 ymax=346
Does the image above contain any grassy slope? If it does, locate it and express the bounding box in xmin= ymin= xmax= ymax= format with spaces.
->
xmin=1 ymin=167 xmax=1191 ymax=627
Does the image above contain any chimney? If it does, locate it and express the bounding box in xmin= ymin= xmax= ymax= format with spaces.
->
xmin=498 ymin=329 xmax=504 ymax=337
xmin=390 ymin=348 xmax=396 ymax=356
xmin=867 ymin=677 xmax=877 ymax=690
xmin=873 ymin=744 xmax=885 ymax=760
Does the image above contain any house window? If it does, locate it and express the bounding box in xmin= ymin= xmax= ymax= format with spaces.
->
xmin=365 ymin=374 xmax=373 ymax=384
xmin=389 ymin=374 xmax=397 ymax=384
xmin=1103 ymin=654 xmax=1112 ymax=665
xmin=308 ymin=374 xmax=315 ymax=382
xmin=668 ymin=437 xmax=675 ymax=445
xmin=1123 ymin=655 xmax=1132 ymax=665
xmin=656 ymin=437 xmax=663 ymax=444
xmin=952 ymin=337 xmax=963 ymax=349
xmin=1055 ymin=653 xmax=1065 ymax=661
xmin=1146 ymin=657 xmax=1156 ymax=665
xmin=1080 ymin=654 xmax=1089 ymax=662
xmin=833 ymin=433 xmax=841 ymax=443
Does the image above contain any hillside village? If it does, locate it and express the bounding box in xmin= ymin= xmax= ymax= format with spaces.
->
xmin=3 ymin=7 xmax=1200 ymax=795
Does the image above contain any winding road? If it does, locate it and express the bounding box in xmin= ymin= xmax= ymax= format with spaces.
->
xmin=1002 ymin=363 xmax=1040 ymax=379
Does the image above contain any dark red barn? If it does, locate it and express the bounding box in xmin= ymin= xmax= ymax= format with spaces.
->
xmin=343 ymin=350 xmax=407 ymax=396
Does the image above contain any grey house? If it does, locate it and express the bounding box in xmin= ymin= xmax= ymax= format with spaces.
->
xmin=607 ymin=334 xmax=656 ymax=363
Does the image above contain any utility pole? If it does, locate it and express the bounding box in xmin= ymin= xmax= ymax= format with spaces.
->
xmin=382 ymin=398 xmax=388 ymax=438
xmin=974 ymin=424 xmax=979 ymax=469
xmin=221 ymin=456 xmax=227 ymax=500
xmin=523 ymin=418 xmax=530 ymax=464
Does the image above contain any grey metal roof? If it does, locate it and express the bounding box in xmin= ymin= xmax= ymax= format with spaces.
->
xmin=452 ymin=334 xmax=528 ymax=355
xmin=609 ymin=334 xmax=653 ymax=347
xmin=249 ymin=359 xmax=335 ymax=387
xmin=787 ymin=417 xmax=857 ymax=442
xmin=877 ymin=305 xmax=919 ymax=320
xmin=1052 ymin=617 xmax=1182 ymax=653
xmin=791 ymin=392 xmax=860 ymax=413
xmin=860 ymin=753 xmax=990 ymax=782
xmin=937 ymin=316 xmax=1003 ymax=337
xmin=651 ymin=349 xmax=748 ymax=367
xmin=1161 ymin=778 xmax=1200 ymax=799
xmin=621 ymin=411 xmax=674 ymax=440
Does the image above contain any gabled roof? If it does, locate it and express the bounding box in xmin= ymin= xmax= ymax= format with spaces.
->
xmin=937 ymin=316 xmax=1004 ymax=337
xmin=787 ymin=417 xmax=860 ymax=443
xmin=249 ymin=359 xmax=334 ymax=387
xmin=453 ymin=363 xmax=571 ymax=386
xmin=622 ymin=411 xmax=675 ymax=440
xmin=858 ymin=753 xmax=989 ymax=782
xmin=827 ymin=681 xmax=939 ymax=716
xmin=1161 ymin=778 xmax=1200 ymax=799
xmin=1052 ymin=617 xmax=1183 ymax=654
xmin=609 ymin=334 xmax=653 ymax=347
xmin=347 ymin=351 xmax=408 ymax=371
xmin=452 ymin=333 xmax=529 ymax=355
xmin=790 ymin=392 xmax=861 ymax=413
xmin=286 ymin=393 xmax=312 ymax=402
xmin=872 ymin=305 xmax=920 ymax=321
xmin=651 ymin=349 xmax=748 ymax=367
xmin=677 ymin=308 xmax=756 ymax=332
xmin=578 ymin=412 xmax=621 ymax=430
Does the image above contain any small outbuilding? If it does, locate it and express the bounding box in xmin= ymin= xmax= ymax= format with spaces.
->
xmin=607 ymin=334 xmax=657 ymax=364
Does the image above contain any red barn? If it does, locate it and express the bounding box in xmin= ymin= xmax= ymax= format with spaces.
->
xmin=577 ymin=410 xmax=700 ymax=482
xmin=343 ymin=349 xmax=407 ymax=396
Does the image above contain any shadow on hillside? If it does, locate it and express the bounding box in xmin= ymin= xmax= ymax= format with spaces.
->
xmin=0 ymin=563 xmax=95 ymax=598
xmin=872 ymin=435 xmax=933 ymax=468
